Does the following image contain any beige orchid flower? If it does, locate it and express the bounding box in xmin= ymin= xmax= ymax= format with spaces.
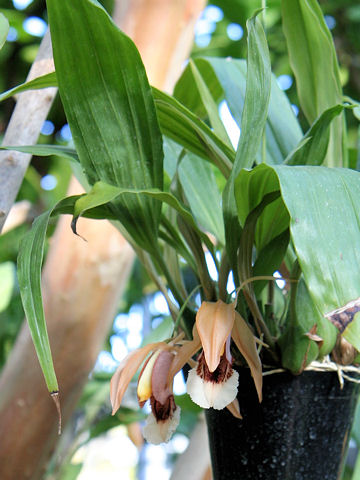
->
xmin=110 ymin=335 xmax=200 ymax=445
xmin=110 ymin=300 xmax=262 ymax=443
xmin=186 ymin=300 xmax=263 ymax=411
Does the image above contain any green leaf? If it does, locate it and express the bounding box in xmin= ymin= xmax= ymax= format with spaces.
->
xmin=72 ymin=181 xmax=213 ymax=251
xmin=153 ymin=87 xmax=233 ymax=178
xmin=188 ymin=60 xmax=232 ymax=147
xmin=0 ymin=262 xmax=15 ymax=312
xmin=200 ymin=57 xmax=302 ymax=165
xmin=274 ymin=165 xmax=360 ymax=317
xmin=0 ymin=12 xmax=9 ymax=50
xmin=178 ymin=153 xmax=225 ymax=244
xmin=279 ymin=277 xmax=337 ymax=374
xmin=173 ymin=58 xmax=223 ymax=119
xmin=236 ymin=163 xmax=360 ymax=352
xmin=252 ymin=229 xmax=290 ymax=296
xmin=281 ymin=0 xmax=345 ymax=166
xmin=47 ymin=0 xmax=163 ymax=253
xmin=285 ymin=104 xmax=345 ymax=166
xmin=0 ymin=72 xmax=57 ymax=102
xmin=16 ymin=195 xmax=100 ymax=393
xmin=222 ymin=14 xmax=271 ymax=283
xmin=17 ymin=209 xmax=59 ymax=393
xmin=279 ymin=278 xmax=320 ymax=374
xmin=0 ymin=144 xmax=79 ymax=163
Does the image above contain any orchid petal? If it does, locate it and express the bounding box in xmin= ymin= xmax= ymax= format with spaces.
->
xmin=186 ymin=367 xmax=210 ymax=408
xmin=203 ymin=369 xmax=239 ymax=410
xmin=232 ymin=312 xmax=263 ymax=402
xmin=186 ymin=367 xmax=239 ymax=410
xmin=110 ymin=342 xmax=167 ymax=414
xmin=151 ymin=350 xmax=175 ymax=404
xmin=168 ymin=336 xmax=201 ymax=381
xmin=196 ymin=300 xmax=235 ymax=372
xmin=226 ymin=398 xmax=242 ymax=419
xmin=143 ymin=407 xmax=181 ymax=444
xmin=137 ymin=349 xmax=162 ymax=404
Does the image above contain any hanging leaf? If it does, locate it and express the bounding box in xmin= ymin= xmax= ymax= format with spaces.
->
xmin=281 ymin=0 xmax=345 ymax=166
xmin=47 ymin=0 xmax=163 ymax=253
xmin=0 ymin=144 xmax=79 ymax=163
xmin=71 ymin=181 xmax=214 ymax=253
xmin=17 ymin=202 xmax=67 ymax=394
xmin=0 ymin=72 xmax=57 ymax=102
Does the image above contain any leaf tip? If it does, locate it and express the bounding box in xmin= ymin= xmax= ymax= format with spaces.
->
xmin=71 ymin=216 xmax=87 ymax=242
xmin=51 ymin=391 xmax=62 ymax=435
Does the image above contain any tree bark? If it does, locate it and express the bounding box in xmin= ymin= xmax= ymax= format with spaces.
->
xmin=0 ymin=30 xmax=56 ymax=232
xmin=0 ymin=1 xmax=205 ymax=479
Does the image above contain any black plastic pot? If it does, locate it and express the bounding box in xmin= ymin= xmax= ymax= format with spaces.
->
xmin=205 ymin=368 xmax=359 ymax=480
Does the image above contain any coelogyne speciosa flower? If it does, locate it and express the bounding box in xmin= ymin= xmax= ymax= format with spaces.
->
xmin=110 ymin=299 xmax=263 ymax=444
xmin=110 ymin=336 xmax=200 ymax=444
xmin=187 ymin=300 xmax=263 ymax=414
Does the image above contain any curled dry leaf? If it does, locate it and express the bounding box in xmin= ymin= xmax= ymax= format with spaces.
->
xmin=196 ymin=300 xmax=235 ymax=372
xmin=325 ymin=297 xmax=360 ymax=333
xmin=305 ymin=324 xmax=324 ymax=349
xmin=232 ymin=312 xmax=263 ymax=402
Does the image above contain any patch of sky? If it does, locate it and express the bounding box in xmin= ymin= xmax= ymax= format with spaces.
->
xmin=219 ymin=100 xmax=240 ymax=149
xmin=203 ymin=5 xmax=224 ymax=23
xmin=7 ymin=27 xmax=18 ymax=42
xmin=23 ymin=16 xmax=47 ymax=37
xmin=41 ymin=120 xmax=55 ymax=136
xmin=205 ymin=251 xmax=218 ymax=281
xmin=59 ymin=123 xmax=72 ymax=142
xmin=110 ymin=335 xmax=128 ymax=362
xmin=291 ymin=104 xmax=299 ymax=117
xmin=227 ymin=270 xmax=236 ymax=295
xmin=114 ymin=313 xmax=129 ymax=332
xmin=126 ymin=305 xmax=143 ymax=349
xmin=324 ymin=15 xmax=336 ymax=30
xmin=195 ymin=34 xmax=212 ymax=48
xmin=173 ymin=371 xmax=187 ymax=395
xmin=195 ymin=5 xmax=220 ymax=48
xmin=227 ymin=23 xmax=243 ymax=41
xmin=40 ymin=174 xmax=57 ymax=191
xmin=274 ymin=270 xmax=286 ymax=289
xmin=13 ymin=0 xmax=32 ymax=10
xmin=165 ymin=433 xmax=189 ymax=454
xmin=277 ymin=74 xmax=293 ymax=91
xmin=94 ymin=350 xmax=118 ymax=372
xmin=143 ymin=445 xmax=171 ymax=480
xmin=150 ymin=291 xmax=170 ymax=316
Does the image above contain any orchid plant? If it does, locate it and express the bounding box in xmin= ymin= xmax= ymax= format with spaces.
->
xmin=3 ymin=0 xmax=360 ymax=445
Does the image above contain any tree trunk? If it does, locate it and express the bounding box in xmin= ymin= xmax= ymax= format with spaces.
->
xmin=0 ymin=1 xmax=205 ymax=478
